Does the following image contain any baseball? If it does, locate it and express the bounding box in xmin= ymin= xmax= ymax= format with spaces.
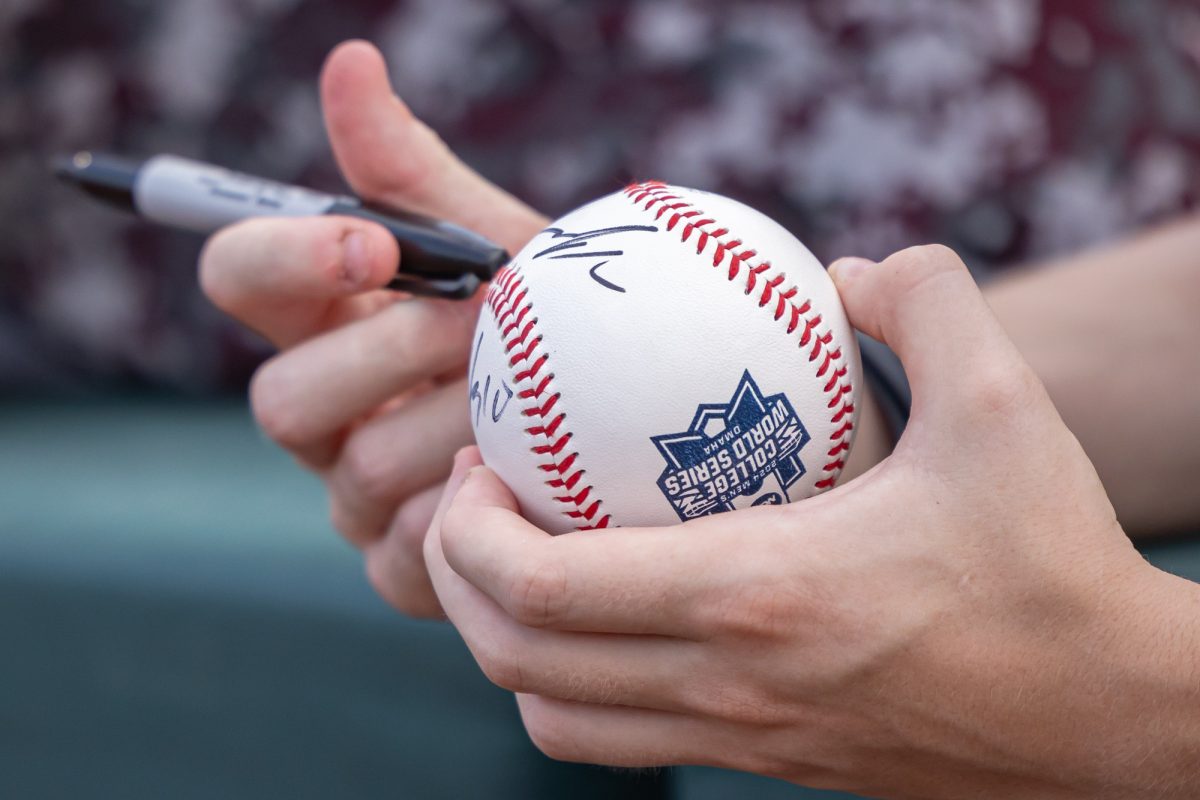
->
xmin=468 ymin=181 xmax=861 ymax=534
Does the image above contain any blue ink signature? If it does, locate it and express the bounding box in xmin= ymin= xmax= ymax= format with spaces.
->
xmin=469 ymin=331 xmax=514 ymax=426
xmin=532 ymin=225 xmax=658 ymax=293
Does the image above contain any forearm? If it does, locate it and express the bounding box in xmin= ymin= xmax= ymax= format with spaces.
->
xmin=845 ymin=215 xmax=1200 ymax=530
xmin=888 ymin=561 xmax=1200 ymax=800
xmin=1080 ymin=565 xmax=1200 ymax=798
xmin=982 ymin=217 xmax=1200 ymax=537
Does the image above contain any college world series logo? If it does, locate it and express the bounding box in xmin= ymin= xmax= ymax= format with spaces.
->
xmin=652 ymin=371 xmax=810 ymax=521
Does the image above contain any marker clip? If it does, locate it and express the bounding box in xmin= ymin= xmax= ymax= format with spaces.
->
xmin=387 ymin=272 xmax=482 ymax=300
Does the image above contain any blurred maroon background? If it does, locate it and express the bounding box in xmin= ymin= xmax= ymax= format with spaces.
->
xmin=6 ymin=0 xmax=1199 ymax=393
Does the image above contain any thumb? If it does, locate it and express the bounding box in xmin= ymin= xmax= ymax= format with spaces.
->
xmin=424 ymin=446 xmax=527 ymax=609
xmin=829 ymin=245 xmax=1035 ymax=426
xmin=319 ymin=40 xmax=547 ymax=255
xmin=443 ymin=457 xmax=524 ymax=532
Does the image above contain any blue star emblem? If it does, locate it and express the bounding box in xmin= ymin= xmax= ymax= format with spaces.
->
xmin=651 ymin=371 xmax=809 ymax=521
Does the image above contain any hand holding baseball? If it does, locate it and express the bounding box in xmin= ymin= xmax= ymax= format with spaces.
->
xmin=197 ymin=40 xmax=546 ymax=616
xmin=425 ymin=245 xmax=1200 ymax=798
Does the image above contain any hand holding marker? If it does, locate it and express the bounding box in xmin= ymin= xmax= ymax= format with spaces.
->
xmin=53 ymin=152 xmax=509 ymax=299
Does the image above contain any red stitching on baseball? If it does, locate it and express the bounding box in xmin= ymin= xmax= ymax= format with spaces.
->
xmin=518 ymin=373 xmax=554 ymax=400
xmin=555 ymin=485 xmax=591 ymax=505
xmin=522 ymin=393 xmax=560 ymax=418
xmin=514 ymin=354 xmax=548 ymax=383
xmin=826 ymin=383 xmax=853 ymax=408
xmin=823 ymin=365 xmax=848 ymax=392
xmin=507 ymin=335 xmax=541 ymax=367
xmin=566 ymin=499 xmax=603 ymax=521
xmin=547 ymin=469 xmax=585 ymax=490
xmin=496 ymin=288 xmax=527 ymax=329
xmin=526 ymin=412 xmax=566 ymax=438
xmin=502 ymin=304 xmax=532 ymax=337
xmin=623 ymin=181 xmax=856 ymax=491
xmin=539 ymin=451 xmax=577 ymax=474
xmin=816 ymin=347 xmax=841 ymax=378
xmin=827 ymin=441 xmax=851 ymax=457
xmin=684 ymin=217 xmax=712 ymax=244
xmin=486 ymin=264 xmax=612 ymax=531
xmin=504 ymin=319 xmax=537 ymax=352
xmin=532 ymin=433 xmax=572 ymax=456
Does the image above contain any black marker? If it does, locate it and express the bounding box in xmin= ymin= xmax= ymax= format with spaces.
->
xmin=52 ymin=151 xmax=509 ymax=299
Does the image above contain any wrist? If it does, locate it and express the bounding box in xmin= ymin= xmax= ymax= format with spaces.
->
xmin=1088 ymin=563 xmax=1200 ymax=798
xmin=1023 ymin=558 xmax=1200 ymax=799
xmin=928 ymin=556 xmax=1199 ymax=800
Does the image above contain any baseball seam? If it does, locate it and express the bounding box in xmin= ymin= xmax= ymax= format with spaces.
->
xmin=485 ymin=265 xmax=612 ymax=530
xmin=622 ymin=181 xmax=855 ymax=490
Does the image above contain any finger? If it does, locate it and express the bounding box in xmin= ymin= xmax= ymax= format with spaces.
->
xmin=362 ymin=482 xmax=445 ymax=618
xmin=829 ymin=246 xmax=1041 ymax=427
xmin=516 ymin=694 xmax=750 ymax=772
xmin=328 ymin=378 xmax=472 ymax=545
xmin=249 ymin=295 xmax=478 ymax=465
xmin=424 ymin=453 xmax=706 ymax=714
xmin=320 ymin=40 xmax=548 ymax=254
xmin=199 ymin=215 xmax=399 ymax=347
xmin=439 ymin=464 xmax=746 ymax=639
xmin=423 ymin=447 xmax=486 ymax=608
xmin=438 ymin=567 xmax=702 ymax=713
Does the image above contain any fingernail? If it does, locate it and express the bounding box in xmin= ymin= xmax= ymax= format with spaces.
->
xmin=829 ymin=257 xmax=875 ymax=282
xmin=452 ymin=446 xmax=478 ymax=468
xmin=449 ymin=448 xmax=483 ymax=484
xmin=341 ymin=230 xmax=370 ymax=286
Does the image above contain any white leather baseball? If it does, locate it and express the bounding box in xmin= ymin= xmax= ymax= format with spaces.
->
xmin=468 ymin=182 xmax=861 ymax=534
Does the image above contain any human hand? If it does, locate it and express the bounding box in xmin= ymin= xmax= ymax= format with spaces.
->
xmin=198 ymin=40 xmax=547 ymax=616
xmin=425 ymin=245 xmax=1200 ymax=797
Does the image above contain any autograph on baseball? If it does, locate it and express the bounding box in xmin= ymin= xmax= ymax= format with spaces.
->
xmin=532 ymin=224 xmax=658 ymax=293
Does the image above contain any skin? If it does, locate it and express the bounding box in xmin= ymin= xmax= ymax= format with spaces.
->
xmin=985 ymin=220 xmax=1200 ymax=535
xmin=201 ymin=40 xmax=546 ymax=616
xmin=199 ymin=40 xmax=1200 ymax=796
xmin=425 ymin=249 xmax=1200 ymax=797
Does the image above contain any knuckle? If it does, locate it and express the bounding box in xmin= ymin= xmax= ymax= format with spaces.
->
xmin=894 ymin=242 xmax=961 ymax=271
xmin=354 ymin=123 xmax=444 ymax=203
xmin=906 ymin=242 xmax=960 ymax=266
xmin=328 ymin=497 xmax=373 ymax=547
xmin=249 ymin=360 xmax=309 ymax=449
xmin=392 ymin=301 xmax=470 ymax=363
xmin=391 ymin=493 xmax=434 ymax=544
xmin=364 ymin=547 xmax=400 ymax=604
xmin=364 ymin=547 xmax=431 ymax=617
xmin=704 ymin=685 xmax=788 ymax=728
xmin=963 ymin=360 xmax=1043 ymax=417
xmin=506 ymin=557 xmax=570 ymax=629
xmin=368 ymin=306 xmax=420 ymax=363
xmin=339 ymin=432 xmax=400 ymax=507
xmin=474 ymin=636 xmax=527 ymax=692
xmin=519 ymin=698 xmax=578 ymax=763
xmin=709 ymin=584 xmax=801 ymax=641
xmin=885 ymin=243 xmax=968 ymax=297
